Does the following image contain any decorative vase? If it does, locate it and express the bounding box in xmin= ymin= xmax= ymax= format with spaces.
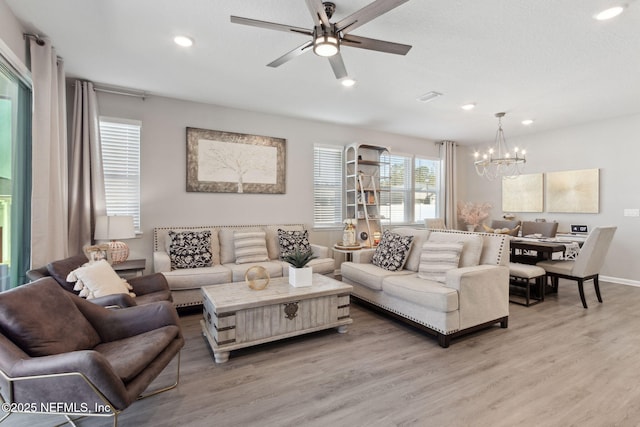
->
xmin=289 ymin=266 xmax=313 ymax=287
xmin=466 ymin=224 xmax=476 ymax=232
xmin=343 ymin=224 xmax=356 ymax=246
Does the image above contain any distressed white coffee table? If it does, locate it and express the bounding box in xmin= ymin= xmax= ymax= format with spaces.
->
xmin=201 ymin=274 xmax=353 ymax=363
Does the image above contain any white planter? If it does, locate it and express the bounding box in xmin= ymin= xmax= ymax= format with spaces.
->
xmin=289 ymin=266 xmax=313 ymax=287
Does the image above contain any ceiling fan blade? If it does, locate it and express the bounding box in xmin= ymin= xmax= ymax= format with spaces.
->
xmin=328 ymin=53 xmax=348 ymax=79
xmin=342 ymin=34 xmax=411 ymax=55
xmin=267 ymin=41 xmax=314 ymax=68
xmin=230 ymin=16 xmax=313 ymax=36
xmin=305 ymin=0 xmax=331 ymax=27
xmin=336 ymin=0 xmax=410 ymax=34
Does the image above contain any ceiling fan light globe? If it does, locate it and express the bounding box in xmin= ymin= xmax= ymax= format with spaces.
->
xmin=313 ymin=36 xmax=339 ymax=57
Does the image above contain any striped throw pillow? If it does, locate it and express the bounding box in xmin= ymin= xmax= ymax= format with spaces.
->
xmin=418 ymin=241 xmax=464 ymax=283
xmin=234 ymin=231 xmax=269 ymax=264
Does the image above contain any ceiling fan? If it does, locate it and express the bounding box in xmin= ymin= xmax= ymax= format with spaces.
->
xmin=230 ymin=0 xmax=412 ymax=80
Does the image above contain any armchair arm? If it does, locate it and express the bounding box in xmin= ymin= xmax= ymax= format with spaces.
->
xmin=77 ymin=300 xmax=181 ymax=343
xmin=310 ymin=244 xmax=329 ymax=258
xmin=89 ymin=293 xmax=137 ymax=308
xmin=9 ymin=350 xmax=129 ymax=410
xmin=128 ymin=273 xmax=170 ymax=296
xmin=444 ymin=265 xmax=509 ymax=330
xmin=153 ymin=251 xmax=171 ymax=273
xmin=351 ymin=248 xmax=376 ymax=264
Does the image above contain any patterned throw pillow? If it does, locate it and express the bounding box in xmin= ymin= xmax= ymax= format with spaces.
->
xmin=168 ymin=230 xmax=213 ymax=269
xmin=418 ymin=241 xmax=464 ymax=283
xmin=371 ymin=230 xmax=414 ymax=271
xmin=234 ymin=231 xmax=269 ymax=264
xmin=277 ymin=229 xmax=311 ymax=258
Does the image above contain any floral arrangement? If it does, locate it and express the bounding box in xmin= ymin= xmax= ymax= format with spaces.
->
xmin=343 ymin=218 xmax=357 ymax=227
xmin=457 ymin=201 xmax=492 ymax=226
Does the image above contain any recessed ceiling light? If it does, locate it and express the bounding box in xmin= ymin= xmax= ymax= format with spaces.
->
xmin=522 ymin=119 xmax=534 ymax=125
xmin=341 ymin=78 xmax=356 ymax=87
xmin=174 ymin=35 xmax=194 ymax=47
xmin=461 ymin=103 xmax=476 ymax=110
xmin=594 ymin=6 xmax=625 ymax=20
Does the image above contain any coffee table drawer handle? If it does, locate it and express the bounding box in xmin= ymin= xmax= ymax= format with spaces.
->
xmin=283 ymin=302 xmax=299 ymax=320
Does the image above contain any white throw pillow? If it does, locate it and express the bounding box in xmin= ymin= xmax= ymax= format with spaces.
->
xmin=66 ymin=260 xmax=135 ymax=299
xmin=418 ymin=241 xmax=464 ymax=283
xmin=427 ymin=232 xmax=483 ymax=267
xmin=234 ymin=231 xmax=269 ymax=264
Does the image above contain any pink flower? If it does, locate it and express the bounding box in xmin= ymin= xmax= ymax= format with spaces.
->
xmin=457 ymin=201 xmax=492 ymax=226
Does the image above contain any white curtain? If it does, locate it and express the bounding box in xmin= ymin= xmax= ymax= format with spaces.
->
xmin=29 ymin=38 xmax=68 ymax=267
xmin=440 ymin=141 xmax=457 ymax=229
xmin=68 ymin=81 xmax=106 ymax=254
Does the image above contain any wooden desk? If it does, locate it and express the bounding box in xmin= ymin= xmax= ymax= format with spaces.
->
xmin=510 ymin=240 xmax=568 ymax=264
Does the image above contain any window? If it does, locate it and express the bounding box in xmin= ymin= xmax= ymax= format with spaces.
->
xmin=99 ymin=117 xmax=141 ymax=232
xmin=313 ymin=144 xmax=343 ymax=228
xmin=380 ymin=153 xmax=441 ymax=225
xmin=0 ymin=57 xmax=32 ymax=289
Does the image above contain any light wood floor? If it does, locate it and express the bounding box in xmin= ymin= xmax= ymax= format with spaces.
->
xmin=5 ymin=280 xmax=640 ymax=427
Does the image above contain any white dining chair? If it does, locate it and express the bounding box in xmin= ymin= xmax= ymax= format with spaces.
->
xmin=537 ymin=226 xmax=617 ymax=308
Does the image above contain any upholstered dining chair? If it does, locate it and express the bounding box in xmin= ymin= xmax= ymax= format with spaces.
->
xmin=0 ymin=278 xmax=184 ymax=426
xmin=521 ymin=221 xmax=559 ymax=237
xmin=537 ymin=226 xmax=617 ymax=308
xmin=425 ymin=218 xmax=447 ymax=230
xmin=488 ymin=219 xmax=521 ymax=236
xmin=26 ymin=254 xmax=172 ymax=308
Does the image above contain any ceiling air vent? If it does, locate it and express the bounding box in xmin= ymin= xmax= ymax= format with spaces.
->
xmin=417 ymin=91 xmax=443 ymax=103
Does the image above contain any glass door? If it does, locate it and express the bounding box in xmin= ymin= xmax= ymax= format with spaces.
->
xmin=0 ymin=60 xmax=31 ymax=290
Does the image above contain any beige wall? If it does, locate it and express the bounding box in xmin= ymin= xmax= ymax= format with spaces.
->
xmin=0 ymin=0 xmax=26 ymax=65
xmin=96 ymin=92 xmax=440 ymax=270
xmin=461 ymin=113 xmax=640 ymax=284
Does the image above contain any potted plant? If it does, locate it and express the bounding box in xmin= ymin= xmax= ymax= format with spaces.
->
xmin=457 ymin=201 xmax=492 ymax=231
xmin=283 ymin=248 xmax=317 ymax=287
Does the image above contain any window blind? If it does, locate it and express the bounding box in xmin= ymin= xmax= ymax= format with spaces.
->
xmin=313 ymin=144 xmax=343 ymax=227
xmin=99 ymin=117 xmax=141 ymax=231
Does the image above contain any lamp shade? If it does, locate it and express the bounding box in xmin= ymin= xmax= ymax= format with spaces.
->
xmin=94 ymin=216 xmax=135 ymax=240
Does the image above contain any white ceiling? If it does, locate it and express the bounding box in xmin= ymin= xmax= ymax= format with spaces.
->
xmin=6 ymin=0 xmax=640 ymax=145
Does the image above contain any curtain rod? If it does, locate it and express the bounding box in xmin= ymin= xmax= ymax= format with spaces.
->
xmin=93 ymin=85 xmax=147 ymax=100
xmin=23 ymin=33 xmax=45 ymax=46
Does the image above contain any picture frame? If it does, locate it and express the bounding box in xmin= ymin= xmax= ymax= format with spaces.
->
xmin=186 ymin=127 xmax=286 ymax=194
xmin=85 ymin=244 xmax=110 ymax=263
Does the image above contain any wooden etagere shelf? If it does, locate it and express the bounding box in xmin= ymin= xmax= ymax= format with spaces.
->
xmin=344 ymin=143 xmax=390 ymax=247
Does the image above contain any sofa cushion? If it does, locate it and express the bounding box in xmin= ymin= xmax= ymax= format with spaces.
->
xmin=382 ymin=275 xmax=459 ymax=313
xmin=264 ymin=224 xmax=305 ymax=260
xmin=168 ymin=230 xmax=213 ymax=269
xmin=428 ymin=232 xmax=483 ymax=267
xmin=372 ymin=230 xmax=414 ymax=271
xmin=277 ymin=229 xmax=311 ymax=258
xmin=224 ymin=261 xmax=284 ymax=282
xmin=341 ymin=262 xmax=414 ymax=291
xmin=418 ymin=241 xmax=464 ymax=283
xmin=162 ymin=265 xmax=232 ymax=290
xmin=0 ymin=279 xmax=101 ymax=357
xmin=67 ymin=260 xmax=135 ymax=299
xmin=234 ymin=231 xmax=269 ymax=264
xmin=162 ymin=227 xmax=220 ymax=265
xmin=390 ymin=228 xmax=431 ymax=272
xmin=95 ymin=325 xmax=180 ymax=382
xmin=219 ymin=227 xmax=262 ymax=264
xmin=47 ymin=254 xmax=90 ymax=293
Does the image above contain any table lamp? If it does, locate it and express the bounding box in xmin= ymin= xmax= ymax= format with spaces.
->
xmin=94 ymin=215 xmax=135 ymax=264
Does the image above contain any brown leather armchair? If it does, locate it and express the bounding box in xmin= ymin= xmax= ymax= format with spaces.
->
xmin=26 ymin=254 xmax=172 ymax=307
xmin=0 ymin=278 xmax=184 ymax=426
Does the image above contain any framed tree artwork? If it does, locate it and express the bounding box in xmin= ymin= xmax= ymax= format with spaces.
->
xmin=186 ymin=127 xmax=286 ymax=194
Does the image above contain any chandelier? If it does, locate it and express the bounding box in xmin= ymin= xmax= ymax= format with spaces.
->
xmin=474 ymin=112 xmax=526 ymax=180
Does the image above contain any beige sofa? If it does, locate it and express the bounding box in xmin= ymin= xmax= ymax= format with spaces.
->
xmin=153 ymin=224 xmax=335 ymax=308
xmin=341 ymin=228 xmax=510 ymax=347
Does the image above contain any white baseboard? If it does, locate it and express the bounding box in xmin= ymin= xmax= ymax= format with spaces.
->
xmin=601 ymin=275 xmax=640 ymax=287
